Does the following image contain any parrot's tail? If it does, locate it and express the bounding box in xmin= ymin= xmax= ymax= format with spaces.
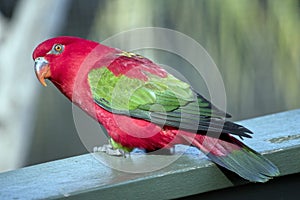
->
xmin=181 ymin=132 xmax=280 ymax=182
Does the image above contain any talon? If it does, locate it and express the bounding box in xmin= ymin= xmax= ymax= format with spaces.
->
xmin=106 ymin=148 xmax=125 ymax=157
xmin=93 ymin=138 xmax=133 ymax=157
xmin=93 ymin=146 xmax=98 ymax=153
xmin=93 ymin=144 xmax=113 ymax=153
xmin=93 ymin=144 xmax=128 ymax=157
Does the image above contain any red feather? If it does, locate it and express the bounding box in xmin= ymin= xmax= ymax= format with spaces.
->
xmin=108 ymin=55 xmax=167 ymax=81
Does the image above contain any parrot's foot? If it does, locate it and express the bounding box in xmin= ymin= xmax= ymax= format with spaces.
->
xmin=93 ymin=138 xmax=133 ymax=157
xmin=93 ymin=144 xmax=126 ymax=157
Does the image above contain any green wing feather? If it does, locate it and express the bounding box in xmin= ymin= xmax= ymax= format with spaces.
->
xmin=88 ymin=67 xmax=193 ymax=111
xmin=88 ymin=67 xmax=252 ymax=138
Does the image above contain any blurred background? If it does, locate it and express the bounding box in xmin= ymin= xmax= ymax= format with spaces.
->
xmin=0 ymin=0 xmax=299 ymax=172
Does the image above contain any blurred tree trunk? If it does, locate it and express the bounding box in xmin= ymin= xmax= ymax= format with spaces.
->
xmin=0 ymin=0 xmax=70 ymax=172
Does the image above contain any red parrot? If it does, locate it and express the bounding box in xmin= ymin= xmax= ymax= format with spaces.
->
xmin=33 ymin=36 xmax=279 ymax=182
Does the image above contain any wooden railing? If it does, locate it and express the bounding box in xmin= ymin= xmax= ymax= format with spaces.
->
xmin=1 ymin=109 xmax=300 ymax=199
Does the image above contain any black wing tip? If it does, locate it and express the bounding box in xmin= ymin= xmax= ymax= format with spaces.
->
xmin=225 ymin=112 xmax=232 ymax=118
xmin=222 ymin=121 xmax=254 ymax=137
xmin=239 ymin=126 xmax=254 ymax=134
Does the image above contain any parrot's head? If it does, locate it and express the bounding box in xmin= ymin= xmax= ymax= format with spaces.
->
xmin=32 ymin=36 xmax=113 ymax=102
xmin=32 ymin=36 xmax=107 ymax=88
xmin=33 ymin=36 xmax=100 ymax=88
xmin=33 ymin=36 xmax=95 ymax=87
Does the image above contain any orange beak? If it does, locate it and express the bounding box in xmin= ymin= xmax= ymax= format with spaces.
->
xmin=34 ymin=57 xmax=51 ymax=86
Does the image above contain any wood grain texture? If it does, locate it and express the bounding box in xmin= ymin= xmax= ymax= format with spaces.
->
xmin=0 ymin=109 xmax=299 ymax=199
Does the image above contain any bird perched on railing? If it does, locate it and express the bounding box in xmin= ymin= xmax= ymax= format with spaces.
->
xmin=33 ymin=36 xmax=279 ymax=182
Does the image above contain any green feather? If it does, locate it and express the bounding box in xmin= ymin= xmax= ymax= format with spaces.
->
xmin=207 ymin=145 xmax=280 ymax=182
xmin=88 ymin=67 xmax=193 ymax=112
xmin=109 ymin=138 xmax=133 ymax=153
xmin=88 ymin=67 xmax=251 ymax=138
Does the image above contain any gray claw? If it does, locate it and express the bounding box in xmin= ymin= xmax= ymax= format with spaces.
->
xmin=93 ymin=144 xmax=126 ymax=157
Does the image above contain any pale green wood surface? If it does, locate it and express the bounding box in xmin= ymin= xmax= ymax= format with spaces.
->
xmin=1 ymin=109 xmax=300 ymax=199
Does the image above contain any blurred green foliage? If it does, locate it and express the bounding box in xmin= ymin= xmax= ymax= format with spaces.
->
xmin=91 ymin=0 xmax=300 ymax=120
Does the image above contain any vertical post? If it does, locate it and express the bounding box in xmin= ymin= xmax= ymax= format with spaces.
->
xmin=0 ymin=0 xmax=70 ymax=172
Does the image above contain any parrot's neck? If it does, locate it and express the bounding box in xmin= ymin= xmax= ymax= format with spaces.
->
xmin=52 ymin=45 xmax=119 ymax=120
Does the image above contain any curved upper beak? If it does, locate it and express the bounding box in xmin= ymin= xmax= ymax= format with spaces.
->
xmin=34 ymin=57 xmax=51 ymax=86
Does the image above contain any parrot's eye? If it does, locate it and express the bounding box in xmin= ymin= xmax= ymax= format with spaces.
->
xmin=51 ymin=44 xmax=64 ymax=54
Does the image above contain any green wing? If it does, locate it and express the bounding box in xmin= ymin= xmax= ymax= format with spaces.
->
xmin=88 ymin=67 xmax=193 ymax=112
xmin=88 ymin=67 xmax=252 ymax=138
